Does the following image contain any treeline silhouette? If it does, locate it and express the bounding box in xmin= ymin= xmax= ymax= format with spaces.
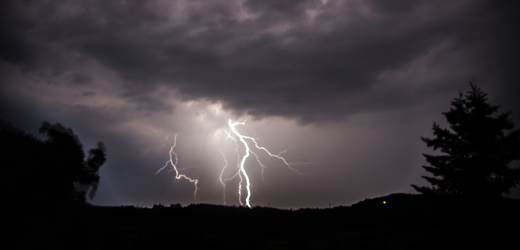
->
xmin=5 ymin=194 xmax=517 ymax=249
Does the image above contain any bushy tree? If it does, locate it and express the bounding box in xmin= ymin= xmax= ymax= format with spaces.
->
xmin=1 ymin=120 xmax=106 ymax=205
xmin=412 ymin=83 xmax=520 ymax=198
xmin=39 ymin=122 xmax=106 ymax=203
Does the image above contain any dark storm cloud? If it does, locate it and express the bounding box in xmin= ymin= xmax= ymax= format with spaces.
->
xmin=2 ymin=0 xmax=520 ymax=208
xmin=70 ymin=73 xmax=94 ymax=85
xmin=1 ymin=0 xmax=519 ymax=123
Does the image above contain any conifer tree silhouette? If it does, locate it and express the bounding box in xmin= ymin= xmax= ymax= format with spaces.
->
xmin=412 ymin=83 xmax=520 ymax=198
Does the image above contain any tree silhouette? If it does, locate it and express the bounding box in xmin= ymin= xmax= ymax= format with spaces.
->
xmin=1 ymin=120 xmax=106 ymax=206
xmin=412 ymin=83 xmax=520 ymax=198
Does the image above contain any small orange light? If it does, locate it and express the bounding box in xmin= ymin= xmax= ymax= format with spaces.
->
xmin=383 ymin=201 xmax=386 ymax=204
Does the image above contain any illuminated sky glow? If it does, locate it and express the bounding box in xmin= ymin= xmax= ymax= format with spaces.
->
xmin=1 ymin=0 xmax=519 ymax=208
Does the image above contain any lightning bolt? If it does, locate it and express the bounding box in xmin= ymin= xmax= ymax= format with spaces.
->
xmin=158 ymin=119 xmax=318 ymax=208
xmin=156 ymin=134 xmax=199 ymax=201
xmin=228 ymin=119 xmax=253 ymax=207
xmin=222 ymin=119 xmax=310 ymax=208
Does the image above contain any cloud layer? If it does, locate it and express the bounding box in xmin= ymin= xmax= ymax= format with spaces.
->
xmin=3 ymin=0 xmax=518 ymax=124
xmin=2 ymin=0 xmax=519 ymax=207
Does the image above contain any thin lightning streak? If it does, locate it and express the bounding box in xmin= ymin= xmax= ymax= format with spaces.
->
xmin=156 ymin=136 xmax=178 ymax=174
xmin=243 ymin=135 xmax=306 ymax=175
xmin=167 ymin=165 xmax=200 ymax=175
xmin=288 ymin=156 xmax=323 ymax=166
xmin=224 ymin=170 xmax=241 ymax=182
xmin=156 ymin=134 xmax=199 ymax=200
xmin=221 ymin=127 xmax=243 ymax=205
xmin=156 ymin=134 xmax=174 ymax=149
xmin=218 ymin=146 xmax=228 ymax=205
xmin=156 ymin=161 xmax=170 ymax=175
xmin=250 ymin=151 xmax=268 ymax=184
xmin=224 ymin=128 xmax=241 ymax=174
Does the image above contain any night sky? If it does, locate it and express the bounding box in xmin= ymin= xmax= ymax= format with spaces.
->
xmin=1 ymin=0 xmax=519 ymax=208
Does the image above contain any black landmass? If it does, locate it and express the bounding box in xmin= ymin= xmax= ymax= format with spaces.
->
xmin=6 ymin=193 xmax=520 ymax=249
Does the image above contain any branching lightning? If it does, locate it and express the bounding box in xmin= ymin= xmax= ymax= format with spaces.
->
xmin=157 ymin=119 xmax=317 ymax=208
xmin=220 ymin=119 xmax=311 ymax=208
xmin=156 ymin=134 xmax=199 ymax=200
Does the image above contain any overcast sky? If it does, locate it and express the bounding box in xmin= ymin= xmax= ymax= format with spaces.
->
xmin=1 ymin=0 xmax=519 ymax=208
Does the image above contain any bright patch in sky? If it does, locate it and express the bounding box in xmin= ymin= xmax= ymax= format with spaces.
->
xmin=155 ymin=103 xmax=319 ymax=208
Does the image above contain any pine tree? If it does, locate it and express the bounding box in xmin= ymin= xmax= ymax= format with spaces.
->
xmin=412 ymin=83 xmax=520 ymax=198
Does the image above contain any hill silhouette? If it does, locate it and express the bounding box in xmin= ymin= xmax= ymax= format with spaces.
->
xmin=7 ymin=193 xmax=520 ymax=249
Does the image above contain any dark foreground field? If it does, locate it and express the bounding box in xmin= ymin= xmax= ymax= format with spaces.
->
xmin=6 ymin=193 xmax=520 ymax=249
